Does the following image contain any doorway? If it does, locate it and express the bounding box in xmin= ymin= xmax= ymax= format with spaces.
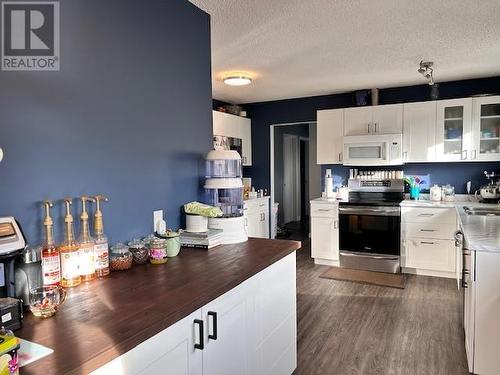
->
xmin=271 ymin=123 xmax=320 ymax=239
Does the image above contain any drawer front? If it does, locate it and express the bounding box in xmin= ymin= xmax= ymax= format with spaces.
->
xmin=402 ymin=207 xmax=456 ymax=225
xmin=405 ymin=222 xmax=457 ymax=240
xmin=310 ymin=203 xmax=338 ymax=218
xmin=244 ymin=200 xmax=269 ymax=214
xmin=405 ymin=238 xmax=456 ymax=272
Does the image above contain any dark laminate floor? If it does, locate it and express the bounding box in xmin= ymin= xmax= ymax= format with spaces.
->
xmin=294 ymin=237 xmax=470 ymax=375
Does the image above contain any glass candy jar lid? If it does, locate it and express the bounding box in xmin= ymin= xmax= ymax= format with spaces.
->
xmin=110 ymin=243 xmax=131 ymax=257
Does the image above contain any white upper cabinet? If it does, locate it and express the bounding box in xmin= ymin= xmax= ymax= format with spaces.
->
xmin=316 ymin=109 xmax=344 ymax=164
xmin=344 ymin=106 xmax=372 ymax=135
xmin=471 ymin=95 xmax=500 ymax=161
xmin=344 ymin=104 xmax=403 ymax=136
xmin=212 ymin=110 xmax=252 ymax=166
xmin=403 ymin=101 xmax=436 ymax=162
xmin=372 ymin=104 xmax=403 ymax=134
xmin=435 ymin=98 xmax=473 ymax=162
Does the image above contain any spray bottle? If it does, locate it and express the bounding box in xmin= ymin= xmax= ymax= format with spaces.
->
xmin=41 ymin=200 xmax=61 ymax=286
xmin=79 ymin=196 xmax=96 ymax=282
xmin=58 ymin=198 xmax=82 ymax=287
xmin=93 ymin=195 xmax=110 ymax=277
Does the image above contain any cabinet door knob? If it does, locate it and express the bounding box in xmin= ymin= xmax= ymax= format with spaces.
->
xmin=194 ymin=319 xmax=204 ymax=350
xmin=208 ymin=311 xmax=218 ymax=340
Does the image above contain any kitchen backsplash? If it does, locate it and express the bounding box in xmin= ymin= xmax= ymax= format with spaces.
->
xmin=321 ymin=162 xmax=500 ymax=194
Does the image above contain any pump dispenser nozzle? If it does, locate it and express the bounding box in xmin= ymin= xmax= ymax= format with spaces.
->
xmin=80 ymin=196 xmax=95 ymax=238
xmin=93 ymin=195 xmax=108 ymax=235
xmin=43 ymin=200 xmax=54 ymax=246
xmin=63 ymin=198 xmax=75 ymax=242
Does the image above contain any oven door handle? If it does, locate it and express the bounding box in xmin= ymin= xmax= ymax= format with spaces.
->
xmin=339 ymin=206 xmax=400 ymax=216
xmin=340 ymin=252 xmax=399 ymax=261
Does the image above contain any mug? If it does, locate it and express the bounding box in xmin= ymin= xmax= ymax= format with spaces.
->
xmin=29 ymin=285 xmax=66 ymax=318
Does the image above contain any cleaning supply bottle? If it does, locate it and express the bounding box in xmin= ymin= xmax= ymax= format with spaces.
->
xmin=325 ymin=169 xmax=334 ymax=198
xmin=93 ymin=195 xmax=110 ymax=277
xmin=78 ymin=196 xmax=96 ymax=282
xmin=41 ymin=200 xmax=61 ymax=287
xmin=58 ymin=198 xmax=82 ymax=288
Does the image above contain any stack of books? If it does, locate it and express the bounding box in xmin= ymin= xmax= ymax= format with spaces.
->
xmin=180 ymin=229 xmax=223 ymax=249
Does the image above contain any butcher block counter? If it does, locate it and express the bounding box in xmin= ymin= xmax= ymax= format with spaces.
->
xmin=18 ymin=238 xmax=301 ymax=375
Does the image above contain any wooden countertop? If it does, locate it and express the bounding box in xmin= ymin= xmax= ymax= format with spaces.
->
xmin=18 ymin=238 xmax=301 ymax=375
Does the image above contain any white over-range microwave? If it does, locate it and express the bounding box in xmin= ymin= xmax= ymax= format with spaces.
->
xmin=342 ymin=133 xmax=403 ymax=166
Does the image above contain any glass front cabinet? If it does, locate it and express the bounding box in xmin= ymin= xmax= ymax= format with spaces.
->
xmin=471 ymin=95 xmax=500 ymax=161
xmin=435 ymin=98 xmax=473 ymax=161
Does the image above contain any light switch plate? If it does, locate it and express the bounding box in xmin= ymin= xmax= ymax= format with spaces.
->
xmin=153 ymin=210 xmax=163 ymax=232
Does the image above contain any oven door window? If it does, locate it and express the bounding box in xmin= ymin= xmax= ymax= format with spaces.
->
xmin=339 ymin=213 xmax=400 ymax=255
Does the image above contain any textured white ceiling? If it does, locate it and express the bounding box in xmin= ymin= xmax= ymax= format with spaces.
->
xmin=189 ymin=0 xmax=500 ymax=104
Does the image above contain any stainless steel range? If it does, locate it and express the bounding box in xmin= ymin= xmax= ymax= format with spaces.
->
xmin=339 ymin=178 xmax=404 ymax=273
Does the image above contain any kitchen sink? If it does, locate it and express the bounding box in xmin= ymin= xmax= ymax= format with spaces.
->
xmin=463 ymin=206 xmax=500 ymax=216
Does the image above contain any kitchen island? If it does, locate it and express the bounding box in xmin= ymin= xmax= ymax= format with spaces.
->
xmin=17 ymin=238 xmax=301 ymax=375
xmin=401 ymin=197 xmax=500 ymax=374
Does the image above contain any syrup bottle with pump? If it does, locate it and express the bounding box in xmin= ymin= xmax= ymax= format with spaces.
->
xmin=78 ymin=196 xmax=96 ymax=282
xmin=93 ymin=195 xmax=110 ymax=277
xmin=41 ymin=200 xmax=61 ymax=287
xmin=58 ymin=198 xmax=82 ymax=288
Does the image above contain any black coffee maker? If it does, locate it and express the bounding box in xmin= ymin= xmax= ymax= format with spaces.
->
xmin=0 ymin=217 xmax=26 ymax=298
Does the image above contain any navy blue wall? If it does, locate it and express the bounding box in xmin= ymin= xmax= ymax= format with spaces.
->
xmin=244 ymin=77 xmax=500 ymax=191
xmin=0 ymin=0 xmax=213 ymax=245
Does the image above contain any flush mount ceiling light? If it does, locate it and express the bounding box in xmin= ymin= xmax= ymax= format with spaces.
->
xmin=223 ymin=73 xmax=252 ymax=86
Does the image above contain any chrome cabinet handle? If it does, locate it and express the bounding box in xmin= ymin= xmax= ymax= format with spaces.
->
xmin=333 ymin=220 xmax=338 ymax=229
xmin=471 ymin=149 xmax=477 ymax=159
xmin=338 ymin=152 xmax=342 ymax=162
xmin=461 ymin=150 xmax=467 ymax=160
xmin=374 ymin=123 xmax=378 ymax=133
xmin=420 ymin=241 xmax=435 ymax=245
xmin=418 ymin=213 xmax=434 ymax=217
xmin=420 ymin=229 xmax=435 ymax=232
xmin=367 ymin=124 xmax=370 ymax=133
xmin=403 ymin=151 xmax=408 ymax=161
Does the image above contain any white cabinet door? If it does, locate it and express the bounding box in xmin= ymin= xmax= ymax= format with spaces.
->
xmin=463 ymin=250 xmax=475 ymax=373
xmin=344 ymin=106 xmax=373 ymax=136
xmin=403 ymin=101 xmax=436 ymax=162
xmin=260 ymin=211 xmax=270 ymax=239
xmin=472 ymin=251 xmax=500 ymax=375
xmin=91 ymin=310 xmax=203 ymax=375
xmin=372 ymin=104 xmax=403 ymax=134
xmin=213 ymin=111 xmax=252 ymax=166
xmin=252 ymin=253 xmax=297 ymax=375
xmin=311 ymin=216 xmax=339 ymax=261
xmin=435 ymin=98 xmax=473 ymax=161
xmin=202 ymin=280 xmax=253 ymax=375
xmin=471 ymin=95 xmax=500 ymax=161
xmin=239 ymin=116 xmax=252 ymax=165
xmin=245 ymin=210 xmax=261 ymax=238
xmin=405 ymin=238 xmax=455 ymax=272
xmin=316 ymin=109 xmax=344 ymax=164
xmin=213 ymin=110 xmax=240 ymax=138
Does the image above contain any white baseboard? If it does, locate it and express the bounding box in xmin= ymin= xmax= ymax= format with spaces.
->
xmin=402 ymin=267 xmax=456 ymax=279
xmin=313 ymin=258 xmax=340 ymax=267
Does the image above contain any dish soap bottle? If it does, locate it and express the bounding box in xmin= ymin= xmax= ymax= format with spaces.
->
xmin=78 ymin=196 xmax=96 ymax=282
xmin=41 ymin=200 xmax=61 ymax=287
xmin=93 ymin=195 xmax=110 ymax=277
xmin=58 ymin=198 xmax=82 ymax=288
